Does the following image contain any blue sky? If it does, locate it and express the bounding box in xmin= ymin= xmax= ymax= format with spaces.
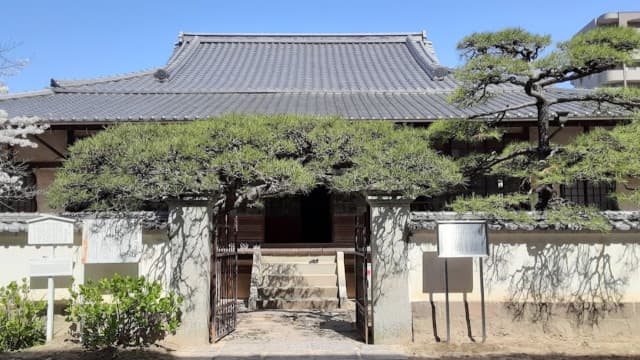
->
xmin=2 ymin=1 xmax=638 ymax=93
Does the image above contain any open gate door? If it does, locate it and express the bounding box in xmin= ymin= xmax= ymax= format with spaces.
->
xmin=211 ymin=213 xmax=238 ymax=342
xmin=354 ymin=210 xmax=371 ymax=343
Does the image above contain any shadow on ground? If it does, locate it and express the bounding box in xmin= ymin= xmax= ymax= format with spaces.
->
xmin=274 ymin=309 xmax=362 ymax=341
xmin=0 ymin=348 xmax=173 ymax=360
xmin=412 ymin=356 xmax=640 ymax=360
xmin=220 ymin=308 xmax=361 ymax=343
xmin=3 ymin=350 xmax=640 ymax=360
xmin=0 ymin=350 xmax=403 ymax=360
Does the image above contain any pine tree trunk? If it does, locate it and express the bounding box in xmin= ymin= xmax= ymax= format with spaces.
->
xmin=537 ymin=101 xmax=551 ymax=160
xmin=535 ymin=101 xmax=553 ymax=211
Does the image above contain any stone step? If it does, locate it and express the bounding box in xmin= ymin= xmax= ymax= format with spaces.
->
xmin=261 ymin=263 xmax=336 ymax=275
xmin=261 ymin=255 xmax=336 ymax=264
xmin=263 ymin=274 xmax=338 ymax=287
xmin=258 ymin=286 xmax=338 ymax=299
xmin=258 ymin=298 xmax=340 ymax=311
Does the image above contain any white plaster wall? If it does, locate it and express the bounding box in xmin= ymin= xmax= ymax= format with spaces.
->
xmin=0 ymin=230 xmax=171 ymax=301
xmin=409 ymin=231 xmax=640 ymax=304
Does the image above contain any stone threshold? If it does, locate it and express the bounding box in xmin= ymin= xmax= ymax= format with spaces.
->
xmin=238 ymin=246 xmax=355 ymax=255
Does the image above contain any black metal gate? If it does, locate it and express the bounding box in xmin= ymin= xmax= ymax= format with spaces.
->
xmin=354 ymin=210 xmax=370 ymax=343
xmin=211 ymin=213 xmax=238 ymax=342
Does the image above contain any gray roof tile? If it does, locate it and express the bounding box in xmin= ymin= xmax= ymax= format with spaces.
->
xmin=0 ymin=92 xmax=627 ymax=123
xmin=52 ymin=33 xmax=453 ymax=94
xmin=0 ymin=212 xmax=168 ymax=233
xmin=410 ymin=211 xmax=640 ymax=232
xmin=0 ymin=32 xmax=630 ymax=123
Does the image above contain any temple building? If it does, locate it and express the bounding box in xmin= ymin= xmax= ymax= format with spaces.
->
xmin=0 ymin=32 xmax=638 ymax=345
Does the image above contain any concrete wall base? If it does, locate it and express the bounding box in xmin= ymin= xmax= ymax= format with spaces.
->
xmin=412 ymin=300 xmax=640 ymax=344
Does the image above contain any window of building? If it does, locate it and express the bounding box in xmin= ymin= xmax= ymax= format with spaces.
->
xmin=560 ymin=181 xmax=618 ymax=210
xmin=411 ymin=175 xmax=526 ymax=211
xmin=411 ymin=126 xmax=530 ymax=211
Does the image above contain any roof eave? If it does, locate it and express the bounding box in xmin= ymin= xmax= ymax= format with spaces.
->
xmin=41 ymin=114 xmax=633 ymax=127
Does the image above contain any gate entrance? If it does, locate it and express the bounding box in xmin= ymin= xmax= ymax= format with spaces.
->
xmin=211 ymin=213 xmax=238 ymax=342
xmin=354 ymin=209 xmax=371 ymax=343
xmin=211 ymin=203 xmax=373 ymax=344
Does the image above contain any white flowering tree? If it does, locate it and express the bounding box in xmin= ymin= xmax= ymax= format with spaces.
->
xmin=0 ymin=45 xmax=47 ymax=206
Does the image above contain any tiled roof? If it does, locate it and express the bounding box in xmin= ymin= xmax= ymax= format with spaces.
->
xmin=53 ymin=33 xmax=453 ymax=93
xmin=0 ymin=213 xmax=40 ymax=233
xmin=0 ymin=32 xmax=630 ymax=122
xmin=0 ymin=90 xmax=626 ymax=122
xmin=410 ymin=211 xmax=640 ymax=232
xmin=0 ymin=212 xmax=168 ymax=233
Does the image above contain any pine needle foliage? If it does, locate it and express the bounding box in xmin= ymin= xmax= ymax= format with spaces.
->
xmin=49 ymin=114 xmax=463 ymax=211
xmin=444 ymin=26 xmax=640 ymax=224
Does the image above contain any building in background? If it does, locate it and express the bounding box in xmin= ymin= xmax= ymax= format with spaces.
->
xmin=572 ymin=11 xmax=640 ymax=89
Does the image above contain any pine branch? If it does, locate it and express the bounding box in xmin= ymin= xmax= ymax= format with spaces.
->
xmin=468 ymin=101 xmax=537 ymax=120
xmin=552 ymin=91 xmax=640 ymax=111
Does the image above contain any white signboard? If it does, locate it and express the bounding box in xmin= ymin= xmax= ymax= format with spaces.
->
xmin=82 ymin=218 xmax=142 ymax=264
xmin=27 ymin=215 xmax=75 ymax=245
xmin=29 ymin=258 xmax=73 ymax=277
xmin=437 ymin=221 xmax=488 ymax=258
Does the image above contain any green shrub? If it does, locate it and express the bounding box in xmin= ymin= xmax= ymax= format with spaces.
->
xmin=0 ymin=279 xmax=46 ymax=352
xmin=66 ymin=275 xmax=182 ymax=349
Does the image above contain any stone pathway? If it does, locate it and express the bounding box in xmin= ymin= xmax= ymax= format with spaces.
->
xmin=174 ymin=309 xmax=407 ymax=359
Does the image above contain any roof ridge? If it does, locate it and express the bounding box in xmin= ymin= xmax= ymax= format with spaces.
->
xmin=165 ymin=35 xmax=201 ymax=74
xmin=50 ymin=89 xmax=459 ymax=95
xmin=405 ymin=37 xmax=439 ymax=79
xmin=52 ymin=68 xmax=158 ymax=89
xmin=180 ymin=32 xmax=426 ymax=44
xmin=39 ymin=87 xmax=557 ymax=96
xmin=0 ymin=89 xmax=54 ymax=100
xmin=165 ymin=41 xmax=188 ymax=69
xmin=417 ymin=39 xmax=441 ymax=65
xmin=181 ymin=32 xmax=425 ymax=37
xmin=52 ymin=35 xmax=204 ymax=90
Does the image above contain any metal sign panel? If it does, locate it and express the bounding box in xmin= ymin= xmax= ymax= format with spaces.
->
xmin=437 ymin=221 xmax=488 ymax=258
xmin=422 ymin=252 xmax=473 ymax=293
xmin=82 ymin=218 xmax=142 ymax=264
xmin=29 ymin=258 xmax=73 ymax=277
xmin=27 ymin=215 xmax=75 ymax=245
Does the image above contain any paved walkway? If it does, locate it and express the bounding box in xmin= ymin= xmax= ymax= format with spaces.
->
xmin=174 ymin=309 xmax=408 ymax=359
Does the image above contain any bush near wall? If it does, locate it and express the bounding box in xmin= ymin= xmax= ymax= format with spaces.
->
xmin=66 ymin=275 xmax=182 ymax=350
xmin=0 ymin=280 xmax=46 ymax=352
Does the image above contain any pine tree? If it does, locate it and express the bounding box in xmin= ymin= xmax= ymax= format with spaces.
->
xmin=443 ymin=27 xmax=640 ymax=228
